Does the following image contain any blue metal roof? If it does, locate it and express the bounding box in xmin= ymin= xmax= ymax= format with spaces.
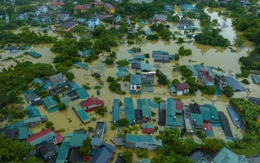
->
xmin=90 ymin=143 xmax=115 ymax=163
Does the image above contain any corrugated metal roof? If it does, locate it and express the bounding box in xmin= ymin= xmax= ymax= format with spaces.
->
xmin=200 ymin=106 xmax=211 ymax=121
xmin=70 ymin=131 xmax=88 ymax=147
xmin=75 ymin=88 xmax=89 ymax=100
xmin=43 ymin=96 xmax=58 ymax=108
xmin=124 ymin=98 xmax=135 ymax=125
xmin=90 ymin=143 xmax=115 ymax=163
xmin=167 ymin=98 xmax=175 ymax=116
xmin=26 ymin=105 xmax=41 ymax=118
xmin=56 ymin=136 xmax=72 ymax=163
xmin=18 ymin=126 xmax=29 ymax=140
xmin=213 ymin=147 xmax=249 ymax=163
xmin=191 ymin=113 xmax=203 ymax=126
xmin=73 ymin=104 xmax=91 ymax=123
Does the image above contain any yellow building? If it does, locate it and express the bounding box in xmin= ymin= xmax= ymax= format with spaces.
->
xmin=104 ymin=3 xmax=115 ymax=14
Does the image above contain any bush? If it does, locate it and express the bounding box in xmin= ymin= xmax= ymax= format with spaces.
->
xmin=91 ymin=117 xmax=97 ymax=121
xmin=241 ymin=79 xmax=250 ymax=84
xmin=111 ymin=125 xmax=116 ymax=130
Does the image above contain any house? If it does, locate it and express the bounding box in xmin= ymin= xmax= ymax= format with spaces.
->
xmin=49 ymin=0 xmax=64 ymax=8
xmin=150 ymin=14 xmax=168 ymax=24
xmin=60 ymin=96 xmax=71 ymax=107
xmin=38 ymin=6 xmax=48 ymax=13
xmin=174 ymin=83 xmax=190 ymax=95
xmin=67 ymin=147 xmax=85 ymax=163
xmin=26 ymin=105 xmax=41 ymax=118
xmin=23 ymin=89 xmax=42 ymax=106
xmin=248 ymin=97 xmax=260 ymax=106
xmin=37 ymin=142 xmax=58 ymax=160
xmin=135 ymin=109 xmax=143 ymax=124
xmin=73 ymin=4 xmax=91 ymax=14
xmin=56 ymin=135 xmax=73 ymax=162
xmin=180 ymin=4 xmax=198 ymax=12
xmin=58 ymin=14 xmax=70 ymax=22
xmin=141 ymin=63 xmax=152 ymax=72
xmin=137 ymin=99 xmax=152 ymax=122
xmin=218 ymin=111 xmax=233 ymax=139
xmin=75 ymin=87 xmax=89 ymax=100
xmin=140 ymin=123 xmax=154 ymax=134
xmin=9 ymin=46 xmax=19 ymax=53
xmin=80 ymin=97 xmax=104 ymax=112
xmin=91 ymin=121 xmax=105 ymax=149
xmin=130 ymin=75 xmax=142 ymax=94
xmin=175 ymin=100 xmax=183 ymax=114
xmin=217 ymin=75 xmax=244 ymax=91
xmin=90 ymin=143 xmax=116 ymax=163
xmin=190 ymin=103 xmax=203 ymax=129
xmin=73 ymin=104 xmax=91 ymax=123
xmin=49 ymin=72 xmax=67 ymax=90
xmin=212 ymin=147 xmax=249 ymax=163
xmin=177 ymin=16 xmax=195 ymax=30
xmin=88 ymin=17 xmax=100 ymax=28
xmin=27 ymin=128 xmax=56 ymax=146
xmin=251 ymin=75 xmax=260 ymax=84
xmin=70 ymin=130 xmax=88 ymax=147
xmin=126 ymin=18 xmax=131 ymax=26
xmin=101 ymin=14 xmax=114 ymax=19
xmin=141 ymin=72 xmax=155 ymax=84
xmin=124 ymin=98 xmax=136 ymax=125
xmin=115 ymin=15 xmax=121 ymax=24
xmin=184 ymin=108 xmax=194 ymax=134
xmin=158 ymin=102 xmax=166 ymax=126
xmin=61 ymin=21 xmax=78 ymax=31
xmin=91 ymin=1 xmax=104 ymax=7
xmin=4 ymin=117 xmax=43 ymax=131
xmin=40 ymin=15 xmax=52 ymax=24
xmin=43 ymin=96 xmax=58 ymax=113
xmin=166 ymin=98 xmax=179 ymax=128
xmin=118 ymin=134 xmax=162 ymax=150
xmin=199 ymin=68 xmax=214 ymax=86
xmin=104 ymin=3 xmax=115 ymax=14
xmin=152 ymin=50 xmax=170 ymax=60
xmin=5 ymin=126 xmax=29 ymax=141
xmin=112 ymin=99 xmax=120 ymax=123
xmin=131 ymin=61 xmax=141 ymax=69
xmin=128 ymin=25 xmax=136 ymax=34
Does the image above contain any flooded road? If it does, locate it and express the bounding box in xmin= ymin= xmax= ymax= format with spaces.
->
xmin=0 ymin=8 xmax=258 ymax=150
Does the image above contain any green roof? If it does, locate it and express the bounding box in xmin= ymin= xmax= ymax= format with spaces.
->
xmin=56 ymin=136 xmax=72 ymax=163
xmin=43 ymin=96 xmax=58 ymax=108
xmin=70 ymin=131 xmax=88 ymax=147
xmin=32 ymin=78 xmax=43 ymax=85
xmin=191 ymin=113 xmax=203 ymax=126
xmin=170 ymin=86 xmax=176 ymax=93
xmin=180 ymin=4 xmax=198 ymax=12
xmin=142 ymin=123 xmax=154 ymax=129
xmin=69 ymin=82 xmax=80 ymax=90
xmin=60 ymin=96 xmax=71 ymax=107
xmin=29 ymin=51 xmax=42 ymax=58
xmin=130 ymin=75 xmax=142 ymax=84
xmin=73 ymin=62 xmax=89 ymax=69
xmin=167 ymin=98 xmax=175 ymax=116
xmin=75 ymin=88 xmax=89 ymax=100
xmin=112 ymin=99 xmax=120 ymax=122
xmin=26 ymin=105 xmax=41 ymax=118
xmin=18 ymin=126 xmax=29 ymax=140
xmin=166 ymin=114 xmax=184 ymax=127
xmin=140 ymin=158 xmax=151 ymax=163
xmin=73 ymin=104 xmax=91 ymax=123
xmin=200 ymin=106 xmax=211 ymax=121
xmin=42 ymin=81 xmax=52 ymax=90
xmin=204 ymin=104 xmax=220 ymax=122
xmin=125 ymin=134 xmax=162 ymax=147
xmin=141 ymin=63 xmax=152 ymax=71
xmin=137 ymin=99 xmax=151 ymax=117
xmin=124 ymin=98 xmax=135 ymax=125
xmin=133 ymin=55 xmax=145 ymax=60
xmin=4 ymin=117 xmax=41 ymax=131
xmin=213 ymin=147 xmax=249 ymax=163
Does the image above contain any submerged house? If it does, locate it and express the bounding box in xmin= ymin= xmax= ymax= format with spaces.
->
xmin=70 ymin=130 xmax=88 ymax=147
xmin=149 ymin=14 xmax=168 ymax=24
xmin=43 ymin=96 xmax=58 ymax=113
xmin=141 ymin=72 xmax=155 ymax=84
xmin=124 ymin=98 xmax=136 ymax=125
xmin=180 ymin=4 xmax=198 ymax=12
xmin=112 ymin=99 xmax=120 ymax=123
xmin=137 ymin=99 xmax=152 ymax=122
xmin=130 ymin=75 xmax=142 ymax=94
xmin=152 ymin=50 xmax=170 ymax=63
xmin=199 ymin=68 xmax=214 ymax=86
xmin=23 ymin=89 xmax=42 ymax=106
xmin=115 ymin=134 xmax=162 ymax=150
xmin=88 ymin=17 xmax=100 ymax=28
xmin=37 ymin=142 xmax=58 ymax=160
xmin=90 ymin=143 xmax=116 ymax=163
xmin=4 ymin=117 xmax=43 ymax=132
xmin=27 ymin=128 xmax=56 ymax=146
xmin=217 ymin=75 xmax=244 ymax=91
xmin=5 ymin=126 xmax=30 ymax=141
xmin=80 ymin=97 xmax=104 ymax=112
xmin=174 ymin=83 xmax=190 ymax=95
xmin=91 ymin=121 xmax=105 ymax=149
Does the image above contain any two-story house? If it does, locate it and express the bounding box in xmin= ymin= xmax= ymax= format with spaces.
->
xmin=104 ymin=3 xmax=115 ymax=14
xmin=199 ymin=68 xmax=214 ymax=86
xmin=130 ymin=75 xmax=142 ymax=94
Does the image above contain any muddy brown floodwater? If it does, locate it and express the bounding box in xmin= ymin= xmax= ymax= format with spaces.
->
xmin=1 ymin=7 xmax=259 ymax=161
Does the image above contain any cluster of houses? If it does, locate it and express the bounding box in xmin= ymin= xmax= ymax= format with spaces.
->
xmin=157 ymin=98 xmax=235 ymax=141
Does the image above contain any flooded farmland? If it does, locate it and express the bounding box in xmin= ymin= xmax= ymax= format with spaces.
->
xmin=0 ymin=6 xmax=259 ymax=161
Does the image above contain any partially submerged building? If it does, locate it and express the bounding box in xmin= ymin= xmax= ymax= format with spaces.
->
xmin=72 ymin=104 xmax=91 ymax=124
xmin=130 ymin=75 xmax=142 ymax=94
xmin=70 ymin=130 xmax=88 ymax=147
xmin=115 ymin=134 xmax=162 ymax=150
xmin=43 ymin=96 xmax=58 ymax=113
xmin=124 ymin=98 xmax=136 ymax=125
xmin=80 ymin=97 xmax=104 ymax=112
xmin=27 ymin=128 xmax=56 ymax=146
xmin=199 ymin=68 xmax=214 ymax=86
xmin=217 ymin=75 xmax=244 ymax=91
xmin=90 ymin=143 xmax=116 ymax=163
xmin=112 ymin=99 xmax=120 ymax=123
xmin=23 ymin=89 xmax=42 ymax=106
xmin=91 ymin=121 xmax=105 ymax=149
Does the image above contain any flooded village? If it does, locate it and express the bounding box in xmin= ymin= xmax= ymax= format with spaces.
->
xmin=1 ymin=0 xmax=260 ymax=163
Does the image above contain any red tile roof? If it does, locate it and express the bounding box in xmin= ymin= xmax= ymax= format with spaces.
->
xmin=126 ymin=15 xmax=132 ymax=18
xmin=175 ymin=100 xmax=183 ymax=110
xmin=55 ymin=133 xmax=64 ymax=144
xmin=102 ymin=14 xmax=114 ymax=18
xmin=73 ymin=4 xmax=90 ymax=10
xmin=27 ymin=128 xmax=52 ymax=142
xmin=50 ymin=0 xmax=64 ymax=5
xmin=175 ymin=83 xmax=190 ymax=90
xmin=200 ymin=68 xmax=214 ymax=82
xmin=142 ymin=128 xmax=154 ymax=134
xmin=80 ymin=97 xmax=104 ymax=108
xmin=91 ymin=2 xmax=104 ymax=6
xmin=104 ymin=3 xmax=115 ymax=9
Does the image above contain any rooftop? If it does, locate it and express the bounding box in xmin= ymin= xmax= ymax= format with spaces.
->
xmin=56 ymin=136 xmax=72 ymax=163
xmin=61 ymin=21 xmax=78 ymax=29
xmin=175 ymin=83 xmax=190 ymax=90
xmin=124 ymin=98 xmax=135 ymax=124
xmin=200 ymin=68 xmax=214 ymax=82
xmin=212 ymin=147 xmax=249 ymax=163
xmin=218 ymin=112 xmax=233 ymax=138
xmin=130 ymin=75 xmax=142 ymax=84
xmin=73 ymin=104 xmax=91 ymax=123
xmin=70 ymin=130 xmax=88 ymax=147
xmin=90 ymin=143 xmax=116 ymax=163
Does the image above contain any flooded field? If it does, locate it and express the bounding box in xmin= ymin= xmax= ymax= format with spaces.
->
xmin=0 ymin=7 xmax=259 ymax=159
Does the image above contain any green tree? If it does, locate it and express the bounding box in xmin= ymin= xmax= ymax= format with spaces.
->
xmin=53 ymin=94 xmax=60 ymax=103
xmin=136 ymin=149 xmax=149 ymax=158
xmin=223 ymin=85 xmax=234 ymax=97
xmin=0 ymin=134 xmax=36 ymax=162
xmin=123 ymin=150 xmax=133 ymax=163
xmin=203 ymin=138 xmax=225 ymax=151
xmin=185 ymin=77 xmax=198 ymax=93
xmin=105 ymin=58 xmax=114 ymax=65
xmin=58 ymin=102 xmax=67 ymax=111
xmin=45 ymin=121 xmax=55 ymax=130
xmin=116 ymin=59 xmax=129 ymax=67
xmin=178 ymin=46 xmax=192 ymax=56
xmin=95 ymin=106 xmax=108 ymax=116
xmin=172 ymin=79 xmax=181 ymax=85
xmin=109 ymin=81 xmax=119 ymax=91
xmin=78 ymin=137 xmax=92 ymax=155
xmin=107 ymin=76 xmax=115 ymax=82
xmin=119 ymin=118 xmax=129 ymax=126
xmin=7 ymin=91 xmax=18 ymax=104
